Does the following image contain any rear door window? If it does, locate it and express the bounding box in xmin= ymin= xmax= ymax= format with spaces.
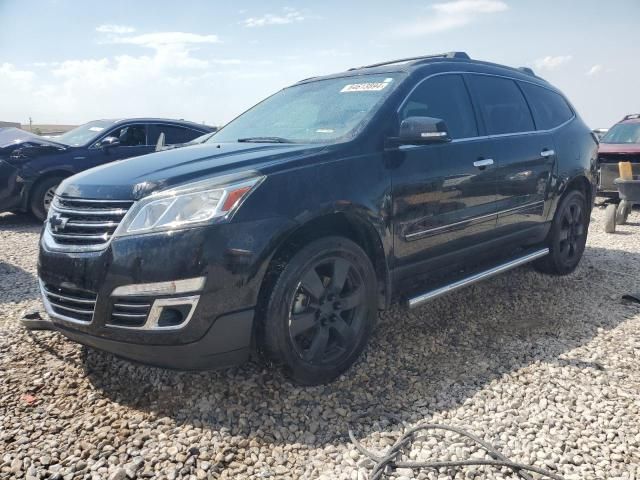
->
xmin=467 ymin=75 xmax=535 ymax=135
xmin=148 ymin=125 xmax=202 ymax=145
xmin=400 ymin=74 xmax=478 ymax=139
xmin=519 ymin=83 xmax=574 ymax=130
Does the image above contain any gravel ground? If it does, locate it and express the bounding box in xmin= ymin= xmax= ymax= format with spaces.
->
xmin=1 ymin=206 xmax=639 ymax=480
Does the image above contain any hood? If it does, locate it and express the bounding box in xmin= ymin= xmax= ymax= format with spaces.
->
xmin=0 ymin=127 xmax=67 ymax=164
xmin=599 ymin=143 xmax=640 ymax=155
xmin=0 ymin=127 xmax=66 ymax=149
xmin=58 ymin=142 xmax=328 ymax=200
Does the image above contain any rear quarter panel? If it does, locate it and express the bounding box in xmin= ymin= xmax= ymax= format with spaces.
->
xmin=551 ymin=116 xmax=598 ymax=212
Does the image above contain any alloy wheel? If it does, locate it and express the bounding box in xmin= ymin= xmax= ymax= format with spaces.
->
xmin=43 ymin=186 xmax=58 ymax=212
xmin=288 ymin=257 xmax=365 ymax=365
xmin=558 ymin=200 xmax=585 ymax=264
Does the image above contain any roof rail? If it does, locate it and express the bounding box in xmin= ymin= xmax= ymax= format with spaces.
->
xmin=518 ymin=67 xmax=536 ymax=77
xmin=622 ymin=114 xmax=640 ymax=121
xmin=349 ymin=52 xmax=470 ymax=71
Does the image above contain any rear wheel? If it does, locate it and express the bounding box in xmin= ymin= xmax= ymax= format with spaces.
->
xmin=534 ymin=189 xmax=589 ymax=275
xmin=616 ymin=200 xmax=631 ymax=225
xmin=30 ymin=176 xmax=64 ymax=221
xmin=260 ymin=236 xmax=377 ymax=385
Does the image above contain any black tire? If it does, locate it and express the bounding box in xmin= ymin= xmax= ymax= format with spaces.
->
xmin=616 ymin=200 xmax=631 ymax=225
xmin=534 ymin=189 xmax=589 ymax=275
xmin=259 ymin=236 xmax=377 ymax=385
xmin=29 ymin=176 xmax=64 ymax=221
xmin=604 ymin=203 xmax=617 ymax=234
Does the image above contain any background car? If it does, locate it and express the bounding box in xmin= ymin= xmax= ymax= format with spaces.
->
xmin=597 ymin=114 xmax=640 ymax=197
xmin=0 ymin=118 xmax=214 ymax=220
xmin=592 ymin=128 xmax=609 ymax=141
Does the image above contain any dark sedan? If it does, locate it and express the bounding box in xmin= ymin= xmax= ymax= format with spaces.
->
xmin=0 ymin=118 xmax=214 ymax=220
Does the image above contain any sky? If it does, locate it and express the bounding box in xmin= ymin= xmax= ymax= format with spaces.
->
xmin=0 ymin=0 xmax=638 ymax=129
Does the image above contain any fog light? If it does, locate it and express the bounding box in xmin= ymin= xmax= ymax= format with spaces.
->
xmin=145 ymin=295 xmax=200 ymax=330
xmin=157 ymin=306 xmax=193 ymax=328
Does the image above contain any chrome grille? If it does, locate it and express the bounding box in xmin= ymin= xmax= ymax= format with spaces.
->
xmin=47 ymin=197 xmax=133 ymax=250
xmin=43 ymin=284 xmax=97 ymax=323
xmin=109 ymin=298 xmax=152 ymax=328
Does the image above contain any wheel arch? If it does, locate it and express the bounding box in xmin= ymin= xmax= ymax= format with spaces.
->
xmin=22 ymin=170 xmax=72 ymax=211
xmin=561 ymin=174 xmax=593 ymax=206
xmin=259 ymin=211 xmax=391 ymax=312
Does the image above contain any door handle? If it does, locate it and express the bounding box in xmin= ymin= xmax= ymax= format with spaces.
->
xmin=473 ymin=159 xmax=494 ymax=168
xmin=541 ymin=149 xmax=555 ymax=157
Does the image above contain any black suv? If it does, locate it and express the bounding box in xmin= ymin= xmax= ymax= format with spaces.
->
xmin=0 ymin=118 xmax=213 ymax=220
xmin=38 ymin=53 xmax=597 ymax=385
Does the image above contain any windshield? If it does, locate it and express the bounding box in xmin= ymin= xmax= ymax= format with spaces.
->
xmin=210 ymin=73 xmax=404 ymax=144
xmin=601 ymin=123 xmax=640 ymax=144
xmin=55 ymin=120 xmax=114 ymax=146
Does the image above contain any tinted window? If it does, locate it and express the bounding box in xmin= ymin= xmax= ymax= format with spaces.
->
xmin=520 ymin=83 xmax=573 ymax=130
xmin=148 ymin=125 xmax=202 ymax=145
xmin=600 ymin=123 xmax=640 ymax=144
xmin=468 ymin=75 xmax=535 ymax=135
xmin=400 ymin=74 xmax=478 ymax=139
xmin=109 ymin=125 xmax=147 ymax=146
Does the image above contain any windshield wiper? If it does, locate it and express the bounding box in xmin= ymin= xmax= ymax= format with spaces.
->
xmin=237 ymin=136 xmax=293 ymax=144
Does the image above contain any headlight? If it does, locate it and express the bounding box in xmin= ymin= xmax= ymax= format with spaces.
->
xmin=117 ymin=174 xmax=264 ymax=236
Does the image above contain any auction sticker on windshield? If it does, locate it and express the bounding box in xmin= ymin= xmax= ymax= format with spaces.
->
xmin=341 ymin=81 xmax=391 ymax=93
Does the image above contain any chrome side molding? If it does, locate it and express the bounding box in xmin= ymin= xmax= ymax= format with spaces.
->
xmin=407 ymin=248 xmax=549 ymax=309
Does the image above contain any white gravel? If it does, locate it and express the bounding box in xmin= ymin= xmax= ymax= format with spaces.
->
xmin=1 ymin=205 xmax=639 ymax=480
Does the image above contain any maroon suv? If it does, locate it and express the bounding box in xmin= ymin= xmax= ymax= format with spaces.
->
xmin=598 ymin=114 xmax=640 ymax=195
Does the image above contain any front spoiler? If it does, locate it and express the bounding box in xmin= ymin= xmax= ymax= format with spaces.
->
xmin=51 ymin=309 xmax=254 ymax=370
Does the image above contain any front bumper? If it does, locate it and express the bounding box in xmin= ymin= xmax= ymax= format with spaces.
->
xmin=53 ymin=309 xmax=254 ymax=370
xmin=38 ymin=217 xmax=294 ymax=369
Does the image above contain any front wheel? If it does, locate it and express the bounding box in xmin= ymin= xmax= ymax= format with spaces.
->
xmin=30 ymin=176 xmax=64 ymax=221
xmin=534 ymin=189 xmax=589 ymax=275
xmin=260 ymin=236 xmax=378 ymax=385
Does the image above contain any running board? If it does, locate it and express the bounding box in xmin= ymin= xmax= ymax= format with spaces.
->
xmin=407 ymin=248 xmax=549 ymax=309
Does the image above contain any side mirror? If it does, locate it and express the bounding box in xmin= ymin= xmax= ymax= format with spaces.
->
xmin=99 ymin=136 xmax=120 ymax=149
xmin=394 ymin=116 xmax=451 ymax=146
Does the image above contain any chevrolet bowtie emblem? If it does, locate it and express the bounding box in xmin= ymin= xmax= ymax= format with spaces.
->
xmin=49 ymin=214 xmax=70 ymax=232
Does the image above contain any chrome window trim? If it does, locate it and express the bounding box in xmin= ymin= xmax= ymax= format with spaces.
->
xmin=404 ymin=200 xmax=545 ymax=241
xmin=396 ymin=70 xmax=576 ymax=143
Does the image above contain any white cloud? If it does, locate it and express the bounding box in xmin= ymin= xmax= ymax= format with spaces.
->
xmin=587 ymin=64 xmax=604 ymax=76
xmin=109 ymin=32 xmax=220 ymax=48
xmin=0 ymin=63 xmax=35 ymax=83
xmin=96 ymin=24 xmax=136 ymax=34
xmin=534 ymin=55 xmax=573 ymax=70
xmin=0 ymin=28 xmax=307 ymax=125
xmin=242 ymin=8 xmax=305 ymax=28
xmin=0 ymin=26 xmax=226 ymax=124
xmin=392 ymin=0 xmax=508 ymax=36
